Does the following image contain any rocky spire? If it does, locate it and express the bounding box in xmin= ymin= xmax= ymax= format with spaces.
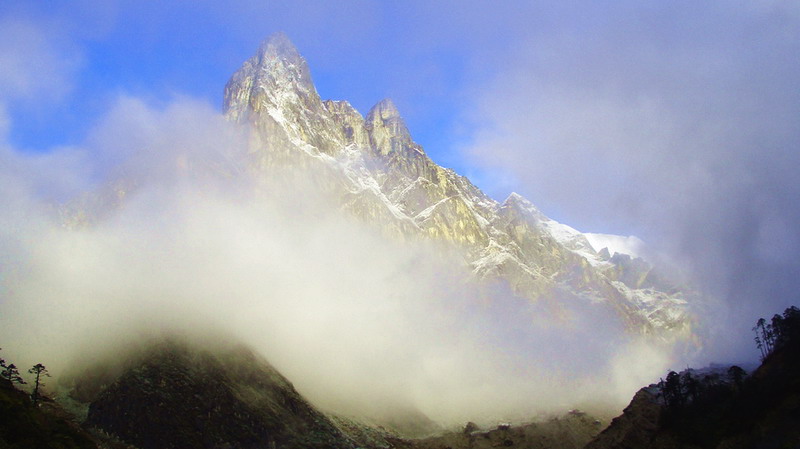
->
xmin=366 ymin=99 xmax=409 ymax=137
xmin=367 ymin=98 xmax=401 ymax=120
xmin=252 ymin=32 xmax=313 ymax=88
xmin=223 ymin=32 xmax=319 ymax=121
xmin=256 ymin=31 xmax=301 ymax=60
xmin=365 ymin=98 xmax=416 ymax=156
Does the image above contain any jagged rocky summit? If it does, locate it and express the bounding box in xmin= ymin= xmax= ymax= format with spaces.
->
xmin=221 ymin=32 xmax=694 ymax=340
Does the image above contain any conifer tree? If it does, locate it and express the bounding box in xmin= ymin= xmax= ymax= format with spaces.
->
xmin=28 ymin=363 xmax=50 ymax=405
xmin=681 ymin=371 xmax=699 ymax=403
xmin=727 ymin=365 xmax=746 ymax=390
xmin=660 ymin=370 xmax=684 ymax=408
xmin=753 ymin=329 xmax=766 ymax=360
xmin=0 ymin=348 xmax=26 ymax=385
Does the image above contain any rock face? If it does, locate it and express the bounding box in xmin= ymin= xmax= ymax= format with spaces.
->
xmin=82 ymin=340 xmax=354 ymax=449
xmin=221 ymin=33 xmax=696 ymax=341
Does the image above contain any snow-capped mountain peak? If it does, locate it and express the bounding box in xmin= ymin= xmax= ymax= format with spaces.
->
xmin=219 ymin=34 xmax=696 ymax=341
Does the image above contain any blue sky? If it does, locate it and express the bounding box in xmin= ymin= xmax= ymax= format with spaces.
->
xmin=3 ymin=1 xmax=800 ymax=358
xmin=3 ymin=2 xmax=473 ymax=166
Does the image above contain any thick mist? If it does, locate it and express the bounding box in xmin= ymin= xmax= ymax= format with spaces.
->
xmin=0 ymin=95 xmax=677 ymax=426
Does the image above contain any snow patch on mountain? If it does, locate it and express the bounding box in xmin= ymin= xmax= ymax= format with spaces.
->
xmin=585 ymin=233 xmax=646 ymax=260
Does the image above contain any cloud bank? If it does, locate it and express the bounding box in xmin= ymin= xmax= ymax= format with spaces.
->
xmin=462 ymin=2 xmax=800 ymax=363
xmin=0 ymin=93 xmax=678 ymax=426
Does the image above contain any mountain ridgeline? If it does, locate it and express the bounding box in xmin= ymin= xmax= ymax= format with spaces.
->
xmin=221 ymin=32 xmax=695 ymax=341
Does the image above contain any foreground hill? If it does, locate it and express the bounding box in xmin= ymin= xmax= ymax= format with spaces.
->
xmin=0 ymin=377 xmax=96 ymax=449
xmin=585 ymin=307 xmax=800 ymax=449
xmin=63 ymin=339 xmax=355 ymax=449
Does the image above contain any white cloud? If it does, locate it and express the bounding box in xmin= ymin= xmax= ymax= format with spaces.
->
xmin=584 ymin=233 xmax=645 ymax=260
xmin=0 ymin=94 xmax=679 ymax=425
xmin=460 ymin=3 xmax=800 ymax=361
xmin=0 ymin=17 xmax=81 ymax=105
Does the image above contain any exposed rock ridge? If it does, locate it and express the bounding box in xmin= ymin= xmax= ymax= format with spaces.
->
xmin=366 ymin=98 xmax=416 ymax=156
xmin=221 ymin=33 xmax=693 ymax=339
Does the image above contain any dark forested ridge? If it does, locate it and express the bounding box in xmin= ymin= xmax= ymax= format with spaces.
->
xmin=83 ymin=340 xmax=355 ymax=449
xmin=586 ymin=306 xmax=800 ymax=449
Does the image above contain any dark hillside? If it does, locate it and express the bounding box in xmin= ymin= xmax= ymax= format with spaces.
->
xmin=0 ymin=377 xmax=97 ymax=449
xmin=585 ymin=306 xmax=800 ymax=449
xmin=75 ymin=339 xmax=355 ymax=449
